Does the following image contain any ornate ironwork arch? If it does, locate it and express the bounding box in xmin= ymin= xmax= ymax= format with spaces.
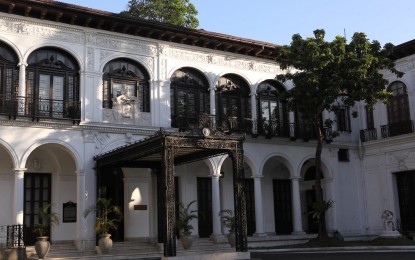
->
xmin=94 ymin=128 xmax=247 ymax=256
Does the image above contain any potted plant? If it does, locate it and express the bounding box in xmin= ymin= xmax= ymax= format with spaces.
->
xmin=219 ymin=209 xmax=235 ymax=247
xmin=176 ymin=200 xmax=198 ymax=250
xmin=33 ymin=203 xmax=60 ymax=259
xmin=84 ymin=197 xmax=123 ymax=254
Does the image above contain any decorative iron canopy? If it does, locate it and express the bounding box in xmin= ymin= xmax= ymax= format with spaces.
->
xmin=94 ymin=128 xmax=245 ymax=169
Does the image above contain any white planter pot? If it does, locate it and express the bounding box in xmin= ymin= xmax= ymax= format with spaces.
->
xmin=98 ymin=234 xmax=113 ymax=254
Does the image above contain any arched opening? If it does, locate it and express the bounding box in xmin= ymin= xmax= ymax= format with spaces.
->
xmin=170 ymin=67 xmax=209 ymax=129
xmin=256 ymin=80 xmax=289 ymax=138
xmin=102 ymin=58 xmax=150 ymax=113
xmin=384 ymin=81 xmax=412 ymax=137
xmin=215 ymin=74 xmax=251 ymax=133
xmin=23 ymin=144 xmax=78 ymax=245
xmin=27 ymin=47 xmax=80 ymax=122
xmin=0 ymin=41 xmax=19 ymax=116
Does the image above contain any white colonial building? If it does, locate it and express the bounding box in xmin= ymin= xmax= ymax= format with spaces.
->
xmin=0 ymin=0 xmax=413 ymax=257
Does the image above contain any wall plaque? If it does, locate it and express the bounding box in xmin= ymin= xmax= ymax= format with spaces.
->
xmin=134 ymin=205 xmax=147 ymax=210
xmin=63 ymin=201 xmax=77 ymax=223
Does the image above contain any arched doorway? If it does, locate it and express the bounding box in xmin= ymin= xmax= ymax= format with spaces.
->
xmin=23 ymin=144 xmax=78 ymax=245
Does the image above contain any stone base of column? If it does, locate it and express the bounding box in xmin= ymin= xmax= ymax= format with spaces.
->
xmin=75 ymin=239 xmax=96 ymax=251
xmin=378 ymin=230 xmax=401 ymax=238
xmin=291 ymin=231 xmax=306 ymax=235
xmin=209 ymin=234 xmax=227 ymax=243
xmin=253 ymin=232 xmax=267 ymax=237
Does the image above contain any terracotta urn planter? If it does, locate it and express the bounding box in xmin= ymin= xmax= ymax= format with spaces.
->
xmin=35 ymin=236 xmax=50 ymax=259
xmin=180 ymin=231 xmax=193 ymax=250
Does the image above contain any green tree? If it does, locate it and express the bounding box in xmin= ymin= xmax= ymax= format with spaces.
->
xmin=121 ymin=0 xmax=199 ymax=29
xmin=275 ymin=29 xmax=403 ymax=239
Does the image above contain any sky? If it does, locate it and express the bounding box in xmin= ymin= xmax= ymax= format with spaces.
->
xmin=58 ymin=0 xmax=414 ymax=46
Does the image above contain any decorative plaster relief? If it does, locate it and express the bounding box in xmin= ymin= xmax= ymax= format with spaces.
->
xmin=100 ymin=50 xmax=114 ymax=62
xmin=0 ymin=16 xmax=83 ymax=43
xmin=387 ymin=150 xmax=415 ymax=170
xmin=86 ymin=47 xmax=94 ymax=70
xmin=83 ymin=131 xmax=111 ymax=149
xmin=95 ymin=33 xmax=158 ymax=56
xmin=167 ymin=47 xmax=281 ymax=74
xmin=395 ymin=58 xmax=415 ymax=73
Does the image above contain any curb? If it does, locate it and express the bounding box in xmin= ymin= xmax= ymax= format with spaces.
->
xmin=251 ymin=246 xmax=415 ymax=253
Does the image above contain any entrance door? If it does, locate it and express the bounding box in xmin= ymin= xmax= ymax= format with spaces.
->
xmin=245 ymin=179 xmax=256 ymax=236
xmin=273 ymin=179 xmax=293 ymax=234
xmin=396 ymin=171 xmax=415 ymax=234
xmin=197 ymin=177 xmax=212 ymax=238
xmin=98 ymin=167 xmax=124 ymax=242
xmin=24 ymin=173 xmax=51 ymax=245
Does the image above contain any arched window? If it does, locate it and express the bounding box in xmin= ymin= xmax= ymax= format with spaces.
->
xmin=304 ymin=166 xmax=324 ymax=181
xmin=0 ymin=42 xmax=19 ymax=115
xmin=256 ymin=80 xmax=289 ymax=138
xmin=170 ymin=67 xmax=209 ymax=129
xmin=386 ymin=81 xmax=411 ymax=136
xmin=102 ymin=59 xmax=150 ymax=112
xmin=27 ymin=48 xmax=80 ymax=120
xmin=215 ymin=74 xmax=251 ymax=133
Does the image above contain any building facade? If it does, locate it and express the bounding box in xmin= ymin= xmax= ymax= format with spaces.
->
xmin=0 ymin=0 xmax=413 ymax=252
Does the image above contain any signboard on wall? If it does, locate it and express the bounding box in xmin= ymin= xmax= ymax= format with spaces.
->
xmin=63 ymin=201 xmax=77 ymax=223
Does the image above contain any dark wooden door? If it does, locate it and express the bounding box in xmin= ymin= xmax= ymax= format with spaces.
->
xmin=197 ymin=177 xmax=212 ymax=238
xmin=396 ymin=171 xmax=415 ymax=233
xmin=24 ymin=173 xmax=51 ymax=245
xmin=245 ymin=179 xmax=256 ymax=236
xmin=273 ymin=179 xmax=293 ymax=234
xmin=99 ymin=167 xmax=124 ymax=242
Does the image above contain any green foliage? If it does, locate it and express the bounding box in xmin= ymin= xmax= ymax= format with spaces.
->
xmin=84 ymin=197 xmax=123 ymax=235
xmin=177 ymin=200 xmax=198 ymax=233
xmin=219 ymin=209 xmax=235 ymax=232
xmin=276 ymin=29 xmax=403 ymax=119
xmin=33 ymin=203 xmax=60 ymax=237
xmin=121 ymin=0 xmax=199 ymax=28
xmin=309 ymin=200 xmax=334 ymax=220
xmin=275 ymin=29 xmax=403 ymax=239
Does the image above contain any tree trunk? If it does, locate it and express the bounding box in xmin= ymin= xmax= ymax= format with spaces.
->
xmin=314 ymin=115 xmax=328 ymax=240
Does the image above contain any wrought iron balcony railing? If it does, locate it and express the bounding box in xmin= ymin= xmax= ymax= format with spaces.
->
xmin=257 ymin=119 xmax=290 ymax=139
xmin=172 ymin=113 xmax=254 ymax=135
xmin=0 ymin=95 xmax=81 ymax=124
xmin=380 ymin=120 xmax=414 ymax=138
xmin=360 ymin=128 xmax=377 ymax=142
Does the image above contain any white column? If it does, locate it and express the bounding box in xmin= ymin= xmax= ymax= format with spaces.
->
xmin=17 ymin=63 xmax=27 ymax=115
xmin=253 ymin=175 xmax=265 ymax=235
xmin=210 ymin=175 xmax=222 ymax=238
xmin=291 ymin=177 xmax=305 ymax=234
xmin=13 ymin=168 xmax=26 ymax=225
xmin=209 ymin=85 xmax=216 ymax=128
xmin=289 ymin=111 xmax=295 ymax=139
xmin=250 ymin=92 xmax=257 ymax=134
xmin=75 ymin=170 xmax=89 ymax=251
xmin=209 ymin=85 xmax=216 ymax=116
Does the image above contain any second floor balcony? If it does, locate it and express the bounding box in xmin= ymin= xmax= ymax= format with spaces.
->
xmin=360 ymin=120 xmax=415 ymax=142
xmin=171 ymin=113 xmax=332 ymax=143
xmin=0 ymin=95 xmax=81 ymax=124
